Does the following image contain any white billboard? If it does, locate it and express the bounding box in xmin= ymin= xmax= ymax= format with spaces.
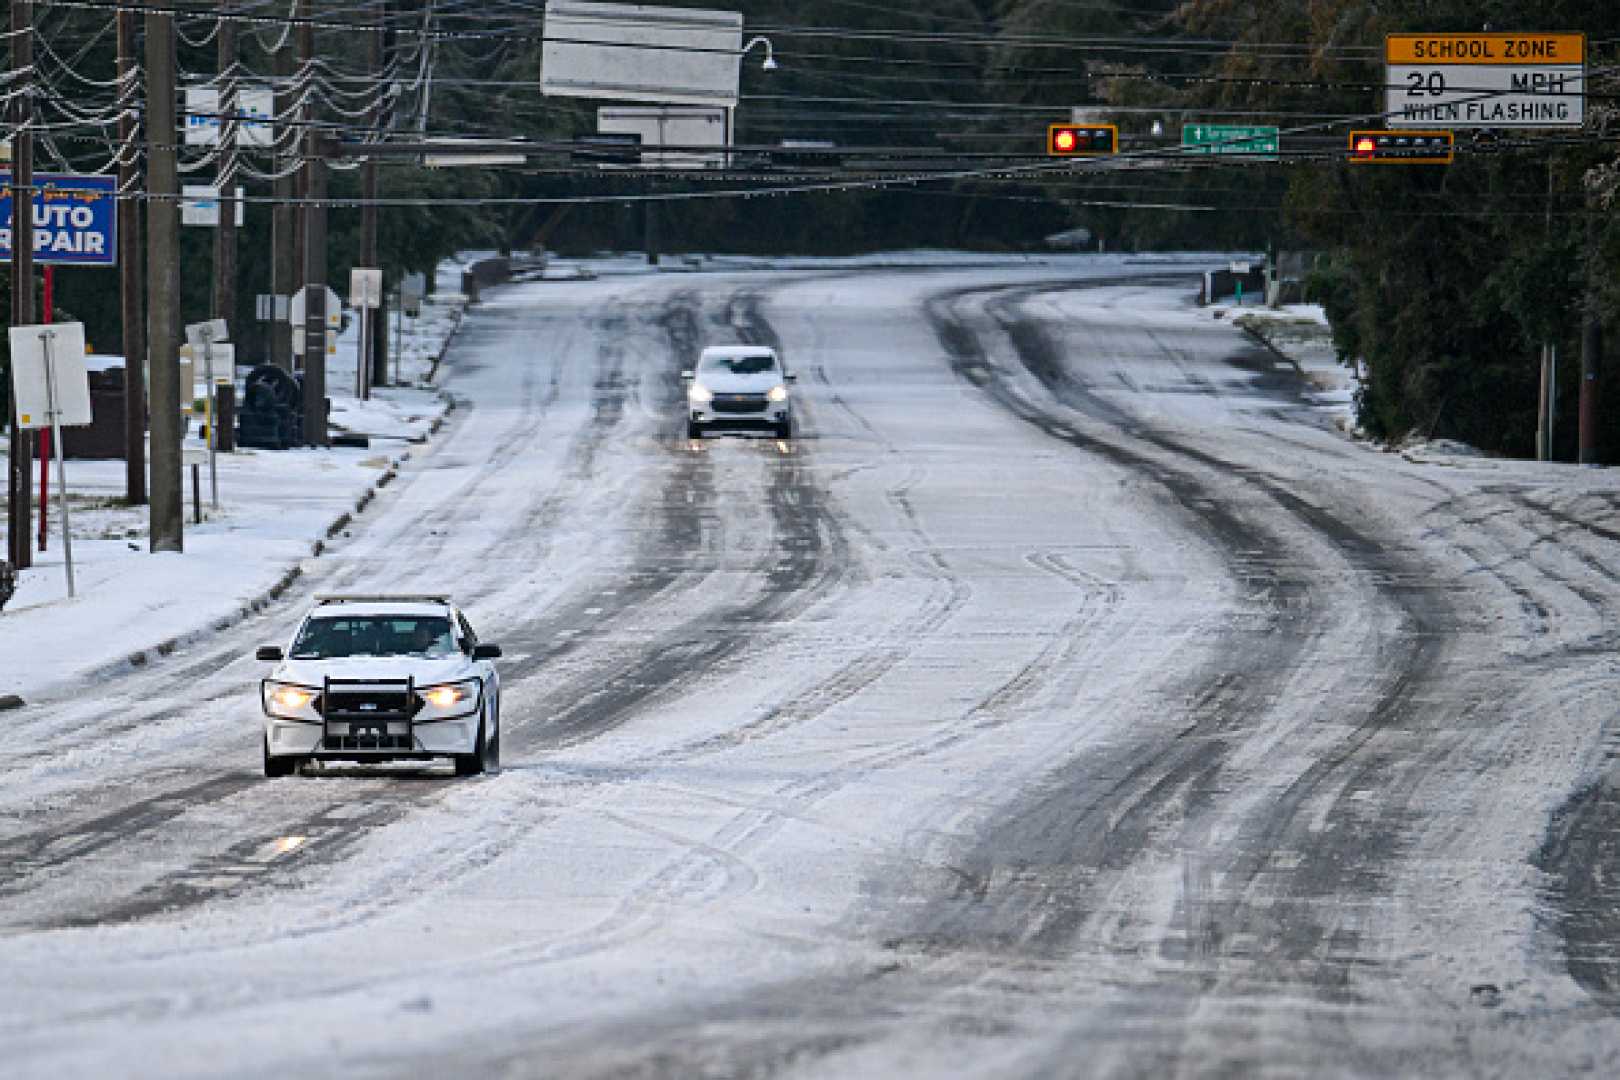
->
xmin=598 ymin=105 xmax=727 ymax=167
xmin=183 ymin=84 xmax=276 ymax=147
xmin=542 ymin=1 xmax=744 ymax=108
xmin=181 ymin=185 xmax=246 ymax=227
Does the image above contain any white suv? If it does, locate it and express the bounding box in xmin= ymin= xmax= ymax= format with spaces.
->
xmin=683 ymin=345 xmax=797 ymax=439
xmin=255 ymin=594 xmax=502 ymax=777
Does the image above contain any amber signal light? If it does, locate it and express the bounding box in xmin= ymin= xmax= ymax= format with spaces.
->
xmin=1048 ymin=124 xmax=1117 ymax=157
xmin=1348 ymin=129 xmax=1454 ymax=165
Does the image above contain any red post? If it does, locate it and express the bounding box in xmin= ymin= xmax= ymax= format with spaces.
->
xmin=37 ymin=265 xmax=52 ymax=551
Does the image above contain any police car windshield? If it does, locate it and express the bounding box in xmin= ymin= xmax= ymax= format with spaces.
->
xmin=700 ymin=353 xmax=777 ymax=376
xmin=290 ymin=615 xmax=457 ymax=659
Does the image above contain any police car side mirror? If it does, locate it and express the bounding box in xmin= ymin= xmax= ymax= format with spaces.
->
xmin=256 ymin=645 xmax=284 ymax=662
xmin=785 ymin=372 xmax=797 ymax=382
xmin=473 ymin=643 xmax=502 ymax=660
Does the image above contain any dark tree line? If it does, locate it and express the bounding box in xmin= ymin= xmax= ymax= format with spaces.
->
xmin=8 ymin=1 xmax=1620 ymax=458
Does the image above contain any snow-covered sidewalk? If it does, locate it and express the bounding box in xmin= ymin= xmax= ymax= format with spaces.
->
xmin=0 ymin=268 xmax=472 ymax=705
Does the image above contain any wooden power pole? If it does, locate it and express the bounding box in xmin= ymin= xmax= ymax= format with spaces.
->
xmin=299 ymin=0 xmax=328 ymax=446
xmin=7 ymin=0 xmax=34 ymax=570
xmin=270 ymin=19 xmax=295 ymax=370
xmin=146 ymin=11 xmax=183 ymax=551
xmin=213 ymin=1 xmax=239 ymax=332
xmin=118 ymin=9 xmax=146 ymax=505
xmin=363 ymin=6 xmax=387 ymax=389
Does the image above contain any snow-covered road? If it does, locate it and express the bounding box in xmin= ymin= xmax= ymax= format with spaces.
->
xmin=4 ymin=259 xmax=1620 ymax=1077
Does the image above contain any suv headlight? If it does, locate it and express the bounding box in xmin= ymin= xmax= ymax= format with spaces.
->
xmin=263 ymin=680 xmax=321 ymax=721
xmin=687 ymin=383 xmax=714 ymax=404
xmin=766 ymin=384 xmax=789 ymax=403
xmin=418 ymin=678 xmax=482 ymax=719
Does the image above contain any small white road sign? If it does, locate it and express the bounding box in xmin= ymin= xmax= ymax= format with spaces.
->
xmin=8 ymin=321 xmax=91 ymax=429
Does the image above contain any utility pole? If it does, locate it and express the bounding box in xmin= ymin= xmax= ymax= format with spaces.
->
xmin=118 ymin=9 xmax=146 ymax=505
xmin=213 ymin=0 xmax=238 ymax=334
xmin=1535 ymin=162 xmax=1555 ymax=463
xmin=363 ymin=5 xmax=388 ymax=390
xmin=7 ymin=0 xmax=35 ymax=571
xmin=299 ymin=0 xmax=328 ymax=447
xmin=1579 ymin=188 xmax=1603 ymax=465
xmin=146 ymin=11 xmax=183 ymax=552
xmin=270 ymin=19 xmax=295 ymax=370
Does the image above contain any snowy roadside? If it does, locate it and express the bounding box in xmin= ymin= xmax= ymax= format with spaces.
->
xmin=0 ymin=270 xmax=471 ymax=706
xmin=1220 ymin=302 xmax=1357 ymax=431
xmin=1229 ymin=302 xmax=1618 ymax=475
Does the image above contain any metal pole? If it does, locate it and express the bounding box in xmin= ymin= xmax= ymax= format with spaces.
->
xmin=1537 ymin=343 xmax=1551 ymax=462
xmin=1542 ymin=341 xmax=1555 ymax=453
xmin=146 ymin=9 xmax=183 ymax=552
xmin=357 ymin=306 xmax=369 ymax=400
xmin=40 ymin=330 xmax=73 ymax=597
xmin=205 ymin=335 xmax=219 ymax=508
xmin=393 ymin=295 xmax=402 ymax=387
xmin=37 ymin=265 xmax=51 ymax=551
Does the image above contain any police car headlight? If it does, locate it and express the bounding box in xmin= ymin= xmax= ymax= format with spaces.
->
xmin=419 ymin=678 xmax=481 ymax=717
xmin=264 ymin=681 xmax=320 ymax=719
xmin=766 ymin=384 xmax=789 ymax=403
xmin=687 ymin=383 xmax=714 ymax=404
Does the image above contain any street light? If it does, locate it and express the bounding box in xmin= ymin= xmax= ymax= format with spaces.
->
xmin=742 ymin=35 xmax=777 ymax=71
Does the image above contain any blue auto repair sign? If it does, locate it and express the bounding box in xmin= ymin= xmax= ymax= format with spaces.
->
xmin=0 ymin=172 xmax=118 ymax=266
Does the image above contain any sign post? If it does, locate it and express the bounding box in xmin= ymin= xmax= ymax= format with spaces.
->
xmin=1386 ymin=33 xmax=1586 ymax=128
xmin=349 ymin=267 xmax=383 ymax=400
xmin=37 ymin=266 xmax=53 ymax=553
xmin=185 ymin=319 xmax=229 ymax=509
xmin=398 ymin=273 xmax=426 ymax=388
xmin=8 ymin=322 xmax=91 ymax=597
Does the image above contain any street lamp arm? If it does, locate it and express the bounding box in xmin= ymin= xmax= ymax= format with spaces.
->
xmin=742 ymin=35 xmax=777 ymax=71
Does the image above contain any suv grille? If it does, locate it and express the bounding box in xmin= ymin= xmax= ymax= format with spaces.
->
xmin=712 ymin=394 xmax=768 ymax=414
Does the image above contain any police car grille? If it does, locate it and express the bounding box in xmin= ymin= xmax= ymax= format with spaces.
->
xmin=325 ymin=688 xmax=418 ymax=721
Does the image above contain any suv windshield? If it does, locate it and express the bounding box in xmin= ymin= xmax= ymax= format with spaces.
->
xmin=700 ymin=353 xmax=778 ymax=376
xmin=290 ymin=615 xmax=457 ymax=659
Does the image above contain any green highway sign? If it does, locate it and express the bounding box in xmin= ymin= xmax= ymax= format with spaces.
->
xmin=1181 ymin=124 xmax=1280 ymax=157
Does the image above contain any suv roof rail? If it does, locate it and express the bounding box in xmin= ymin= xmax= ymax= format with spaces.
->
xmin=312 ymin=593 xmax=453 ymax=607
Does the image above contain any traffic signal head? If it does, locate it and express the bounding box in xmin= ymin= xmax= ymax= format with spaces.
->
xmin=1048 ymin=123 xmax=1117 ymax=157
xmin=1348 ymin=129 xmax=1453 ymax=165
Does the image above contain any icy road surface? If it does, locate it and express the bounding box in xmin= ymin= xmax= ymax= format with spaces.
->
xmin=5 ymin=261 xmax=1620 ymax=1077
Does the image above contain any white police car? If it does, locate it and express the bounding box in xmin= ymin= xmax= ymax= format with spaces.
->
xmin=255 ymin=594 xmax=502 ymax=777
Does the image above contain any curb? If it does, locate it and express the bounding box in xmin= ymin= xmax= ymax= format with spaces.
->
xmin=1237 ymin=322 xmax=1306 ymax=377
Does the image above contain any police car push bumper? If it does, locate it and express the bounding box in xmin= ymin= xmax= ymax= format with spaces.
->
xmin=263 ymin=673 xmax=485 ymax=758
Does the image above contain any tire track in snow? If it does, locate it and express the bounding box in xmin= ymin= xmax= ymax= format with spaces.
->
xmin=874 ymin=281 xmax=1468 ymax=1069
xmin=0 ymin=286 xmax=715 ymax=930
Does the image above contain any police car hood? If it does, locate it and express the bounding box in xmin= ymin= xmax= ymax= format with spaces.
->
xmin=274 ymin=654 xmax=473 ymax=688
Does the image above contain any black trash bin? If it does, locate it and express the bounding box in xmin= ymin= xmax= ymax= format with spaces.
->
xmin=237 ymin=365 xmax=304 ymax=450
